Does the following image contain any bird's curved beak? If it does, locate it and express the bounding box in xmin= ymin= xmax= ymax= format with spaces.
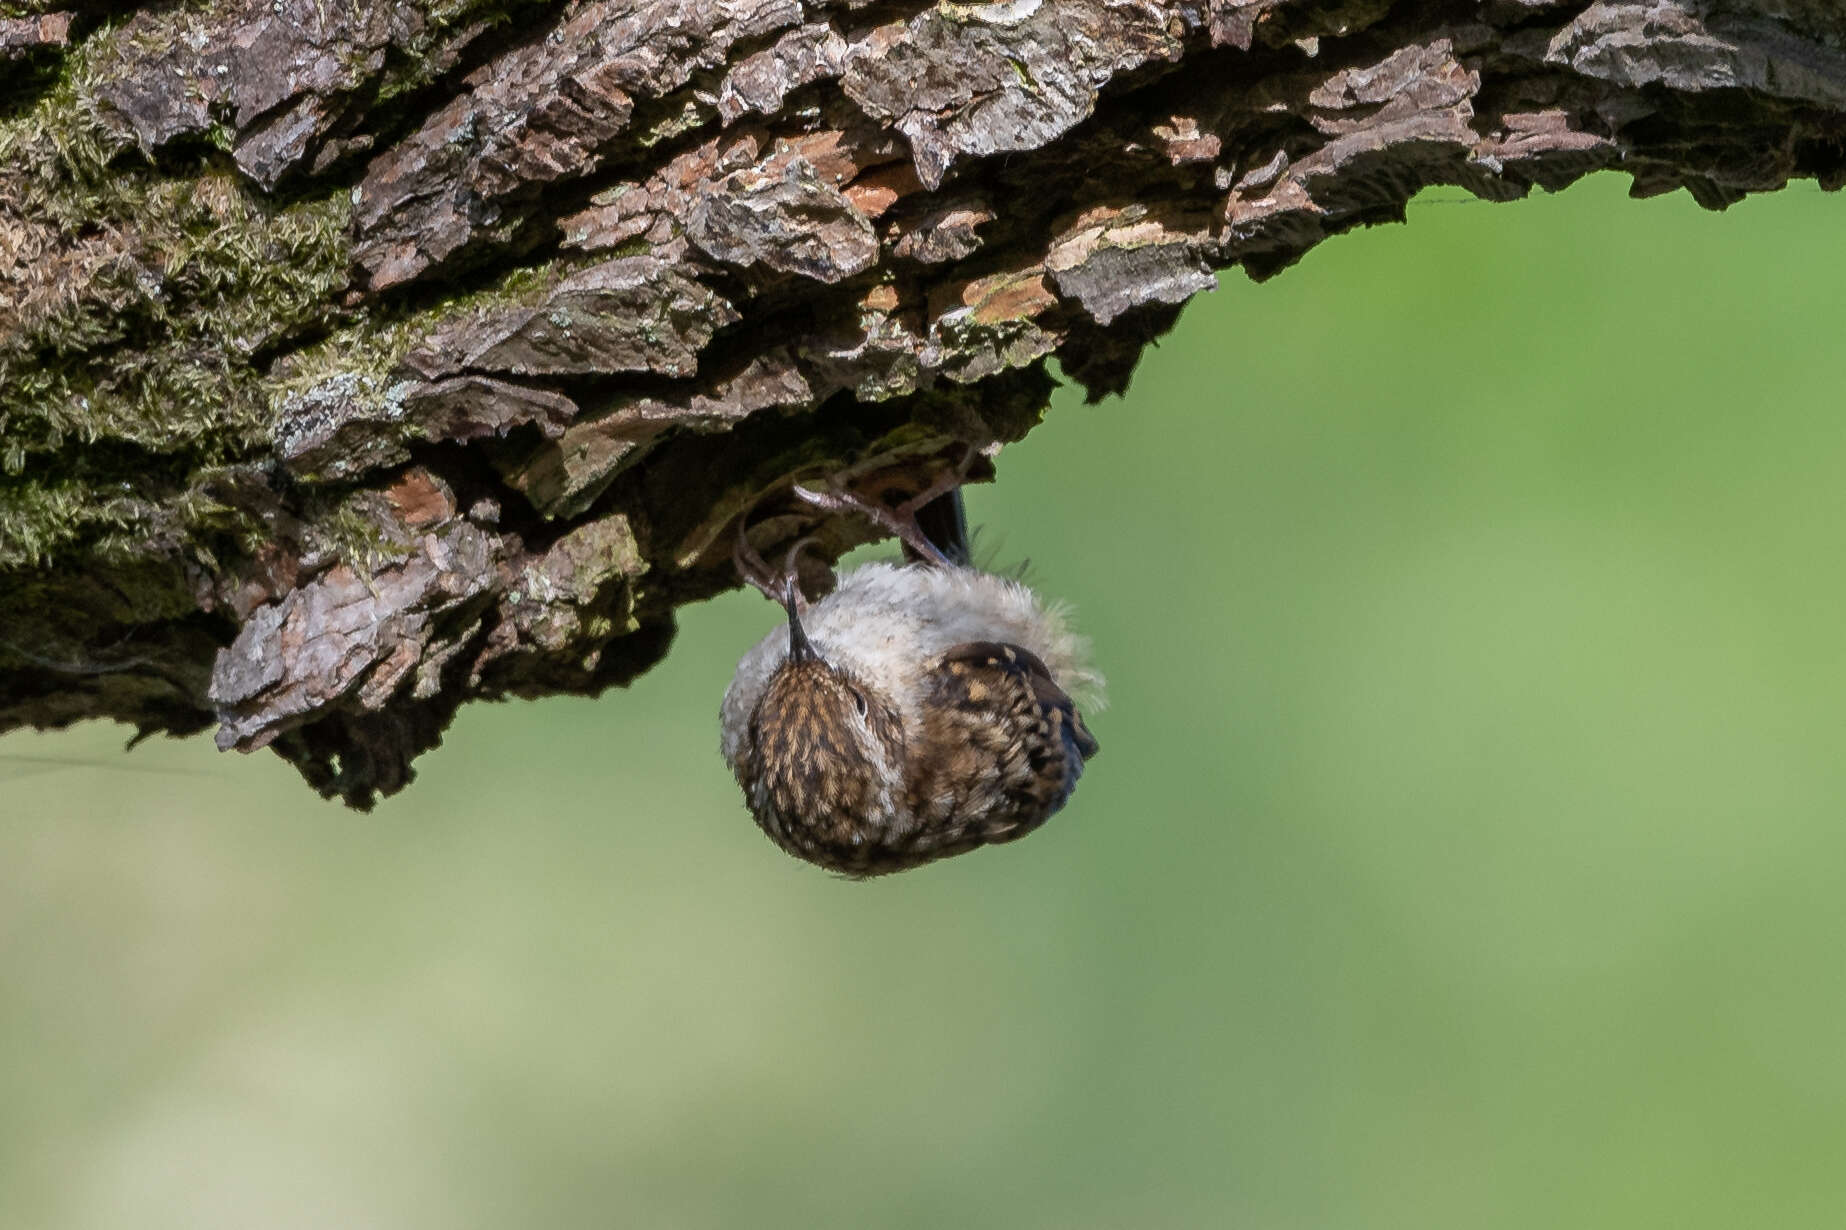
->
xmin=783 ymin=577 xmax=818 ymax=663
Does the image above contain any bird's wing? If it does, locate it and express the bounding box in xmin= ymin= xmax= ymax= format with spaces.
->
xmin=907 ymin=641 xmax=1099 ymax=842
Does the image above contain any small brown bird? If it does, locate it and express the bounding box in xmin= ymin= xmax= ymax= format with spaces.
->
xmin=720 ymin=470 xmax=1102 ymax=876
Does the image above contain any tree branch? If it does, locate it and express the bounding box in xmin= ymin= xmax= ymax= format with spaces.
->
xmin=4 ymin=0 xmax=1842 ymax=805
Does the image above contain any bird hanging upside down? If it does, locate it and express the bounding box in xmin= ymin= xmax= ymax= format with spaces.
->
xmin=720 ymin=455 xmax=1102 ymax=877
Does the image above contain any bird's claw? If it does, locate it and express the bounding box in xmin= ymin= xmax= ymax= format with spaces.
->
xmin=793 ymin=484 xmax=952 ymax=566
xmin=733 ymin=516 xmax=789 ymax=603
xmin=793 ymin=445 xmax=979 ymax=567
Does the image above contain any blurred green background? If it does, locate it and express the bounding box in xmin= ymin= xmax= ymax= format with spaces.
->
xmin=6 ymin=173 xmax=1846 ymax=1229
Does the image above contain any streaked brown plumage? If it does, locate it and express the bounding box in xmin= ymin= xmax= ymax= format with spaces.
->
xmin=722 ymin=482 xmax=1101 ymax=877
xmin=908 ymin=642 xmax=1098 ymax=848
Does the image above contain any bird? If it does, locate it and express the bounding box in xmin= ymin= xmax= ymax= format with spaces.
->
xmin=720 ymin=460 xmax=1102 ymax=876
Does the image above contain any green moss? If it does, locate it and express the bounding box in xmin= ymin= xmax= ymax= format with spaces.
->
xmin=0 ymin=477 xmax=152 ymax=569
xmin=1006 ymin=56 xmax=1043 ymax=98
xmin=0 ymin=171 xmax=352 ymax=460
xmin=271 ymin=317 xmax=419 ymax=410
xmin=0 ymin=24 xmax=353 ymax=572
xmin=310 ymin=491 xmax=417 ymax=579
xmin=446 ymin=257 xmax=567 ymax=313
xmin=597 ymin=234 xmax=658 ymax=261
xmin=636 ymin=96 xmax=712 ymax=149
xmin=0 ymin=1 xmax=577 ymax=579
xmin=373 ymin=0 xmax=561 ymax=105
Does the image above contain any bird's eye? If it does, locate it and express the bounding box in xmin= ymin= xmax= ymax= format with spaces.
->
xmin=850 ymin=689 xmax=868 ymax=717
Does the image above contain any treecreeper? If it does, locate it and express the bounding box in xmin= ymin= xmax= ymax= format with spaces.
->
xmin=720 ymin=456 xmax=1103 ymax=876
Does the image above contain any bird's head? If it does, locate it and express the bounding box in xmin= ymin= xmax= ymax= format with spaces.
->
xmin=744 ymin=578 xmax=905 ymax=868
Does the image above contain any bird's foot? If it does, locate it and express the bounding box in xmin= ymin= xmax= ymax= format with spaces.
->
xmin=733 ymin=516 xmax=789 ymax=603
xmin=734 ymin=514 xmax=828 ymax=609
xmin=794 ymin=445 xmax=978 ymax=568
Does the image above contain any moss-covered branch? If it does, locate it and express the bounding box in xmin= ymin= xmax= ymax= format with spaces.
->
xmin=5 ymin=0 xmax=1845 ymax=805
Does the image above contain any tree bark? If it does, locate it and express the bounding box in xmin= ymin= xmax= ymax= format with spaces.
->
xmin=3 ymin=0 xmax=1842 ymax=805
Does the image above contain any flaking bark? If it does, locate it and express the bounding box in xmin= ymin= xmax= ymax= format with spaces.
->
xmin=3 ymin=0 xmax=1844 ymax=806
